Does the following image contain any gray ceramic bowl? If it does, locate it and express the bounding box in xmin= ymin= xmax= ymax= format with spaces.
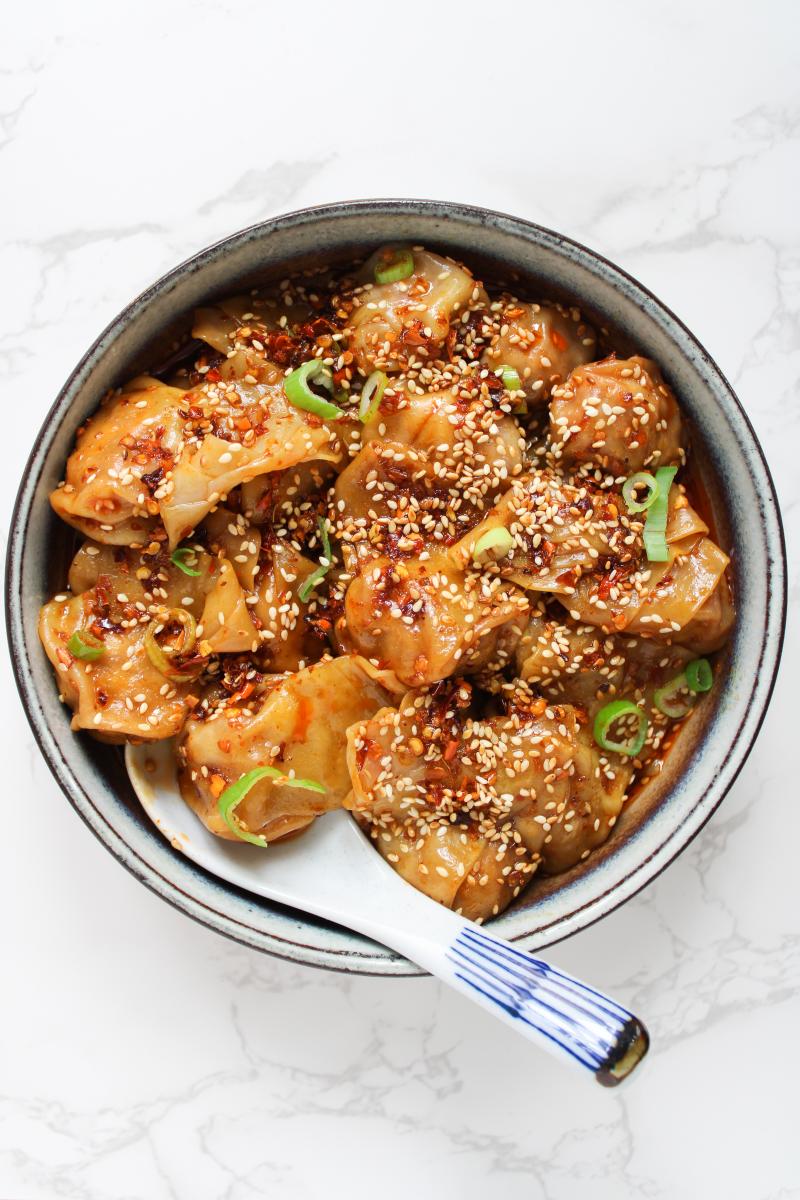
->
xmin=6 ymin=200 xmax=786 ymax=975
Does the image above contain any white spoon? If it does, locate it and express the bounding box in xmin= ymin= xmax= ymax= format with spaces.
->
xmin=126 ymin=740 xmax=648 ymax=1086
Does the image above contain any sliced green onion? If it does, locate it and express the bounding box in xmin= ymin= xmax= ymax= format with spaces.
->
xmin=67 ymin=629 xmax=104 ymax=661
xmin=298 ymin=517 xmax=333 ymax=602
xmin=500 ymin=365 xmax=523 ymax=392
xmin=654 ymin=673 xmax=692 ymax=719
xmin=170 ymin=546 xmax=202 ymax=577
xmin=284 ymin=360 xmax=343 ymax=421
xmin=685 ymin=657 xmax=713 ymax=693
xmin=144 ymin=607 xmax=198 ymax=682
xmin=642 ymin=465 xmax=678 ymax=562
xmin=219 ymin=766 xmax=326 ymax=848
xmin=593 ymin=699 xmax=649 ymax=757
xmin=358 ymin=370 xmax=388 ymax=423
xmin=622 ymin=471 xmax=659 ymax=514
xmin=472 ymin=527 xmax=514 ymax=563
xmin=374 ymin=245 xmax=415 ymax=285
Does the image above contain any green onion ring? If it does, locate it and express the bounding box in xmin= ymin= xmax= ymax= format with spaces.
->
xmin=170 ymin=546 xmax=202 ymax=577
xmin=685 ymin=657 xmax=713 ymax=693
xmin=593 ymin=699 xmax=649 ymax=757
xmin=642 ymin=465 xmax=678 ymax=562
xmin=622 ymin=471 xmax=659 ymax=514
xmin=653 ymin=673 xmax=693 ymax=719
xmin=144 ymin=608 xmax=199 ymax=682
xmin=358 ymin=371 xmax=388 ymax=423
xmin=298 ymin=517 xmax=333 ymax=602
xmin=472 ymin=527 xmax=514 ymax=563
xmin=500 ymin=365 xmax=523 ymax=393
xmin=374 ymin=246 xmax=415 ymax=285
xmin=219 ymin=766 xmax=326 ymax=847
xmin=67 ymin=629 xmax=105 ymax=661
xmin=284 ymin=360 xmax=343 ymax=421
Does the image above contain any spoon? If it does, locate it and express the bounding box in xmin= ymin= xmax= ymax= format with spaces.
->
xmin=126 ymin=741 xmax=649 ymax=1086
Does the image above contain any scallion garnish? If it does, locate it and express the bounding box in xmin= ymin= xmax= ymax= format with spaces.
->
xmin=298 ymin=517 xmax=333 ymax=603
xmin=67 ymin=629 xmax=104 ymax=661
xmin=653 ymin=673 xmax=693 ymax=719
xmin=144 ymin=608 xmax=199 ymax=682
xmin=593 ymin=699 xmax=648 ymax=757
xmin=472 ymin=527 xmax=514 ymax=564
xmin=219 ymin=766 xmax=326 ymax=848
xmin=170 ymin=546 xmax=202 ymax=577
xmin=622 ymin=471 xmax=659 ymax=514
xmin=374 ymin=246 xmax=415 ymax=285
xmin=642 ymin=465 xmax=678 ymax=562
xmin=500 ymin=365 xmax=523 ymax=393
xmin=284 ymin=360 xmax=343 ymax=421
xmin=685 ymin=657 xmax=713 ymax=693
xmin=358 ymin=371 xmax=388 ymax=424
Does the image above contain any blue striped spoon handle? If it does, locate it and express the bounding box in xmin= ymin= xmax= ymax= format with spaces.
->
xmin=439 ymin=923 xmax=648 ymax=1085
xmin=361 ymin=880 xmax=649 ymax=1086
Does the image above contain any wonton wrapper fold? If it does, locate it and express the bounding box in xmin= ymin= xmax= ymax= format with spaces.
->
xmin=178 ymin=656 xmax=394 ymax=844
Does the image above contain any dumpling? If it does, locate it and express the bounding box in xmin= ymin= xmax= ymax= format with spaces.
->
xmin=549 ymin=355 xmax=684 ymax=473
xmin=241 ymin=459 xmax=339 ymax=528
xmin=50 ymin=375 xmax=187 ymax=546
xmin=678 ymin=572 xmax=735 ymax=654
xmin=503 ymin=697 xmax=632 ymax=876
xmin=345 ymin=683 xmax=539 ymax=921
xmin=345 ymin=681 xmax=633 ymax=919
xmin=192 ymin=294 xmax=289 ymax=356
xmin=202 ymin=508 xmax=327 ymax=671
xmin=449 ymin=470 xmax=623 ymax=595
xmin=482 ymin=300 xmax=597 ymax=404
xmin=343 ymin=247 xmax=482 ymax=373
xmin=560 ymin=491 xmax=733 ymax=651
xmin=51 ymin=365 xmax=342 ymax=552
xmin=360 ymin=384 xmax=525 ymax=493
xmin=338 ymin=552 xmax=529 ymax=687
xmin=178 ymin=655 xmax=393 ymax=844
xmin=37 ymin=519 xmax=294 ymax=740
xmin=332 ymin=419 xmax=523 ymax=578
xmin=161 ymin=362 xmax=342 ymax=546
xmin=331 ymin=439 xmax=453 ymax=569
xmin=515 ymin=606 xmax=696 ymax=717
xmin=39 ymin=541 xmax=212 ymax=740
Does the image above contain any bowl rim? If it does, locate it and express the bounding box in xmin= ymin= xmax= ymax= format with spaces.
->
xmin=6 ymin=197 xmax=787 ymax=975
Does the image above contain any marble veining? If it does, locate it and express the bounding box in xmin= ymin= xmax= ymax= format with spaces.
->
xmin=2 ymin=2 xmax=798 ymax=1197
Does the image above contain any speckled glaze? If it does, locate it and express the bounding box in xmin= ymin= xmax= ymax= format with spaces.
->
xmin=5 ymin=200 xmax=786 ymax=976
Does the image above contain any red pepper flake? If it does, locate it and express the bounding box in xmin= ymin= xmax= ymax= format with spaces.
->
xmin=443 ymin=739 xmax=459 ymax=762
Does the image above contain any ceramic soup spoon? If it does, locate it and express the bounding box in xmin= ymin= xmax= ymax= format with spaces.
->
xmin=126 ymin=741 xmax=649 ymax=1086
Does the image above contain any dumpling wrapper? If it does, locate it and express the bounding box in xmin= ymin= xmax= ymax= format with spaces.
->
xmin=449 ymin=470 xmax=621 ymax=595
xmin=345 ymin=684 xmax=632 ymax=919
xmin=482 ymin=300 xmax=597 ymax=404
xmin=344 ymin=247 xmax=482 ymax=373
xmin=162 ymin=368 xmax=341 ymax=547
xmin=338 ymin=552 xmax=529 ymax=688
xmin=560 ymin=497 xmax=733 ymax=649
xmin=50 ymin=375 xmax=186 ymax=546
xmin=177 ymin=655 xmax=394 ymax=844
xmin=549 ymin=355 xmax=684 ymax=474
xmin=38 ymin=534 xmax=272 ymax=739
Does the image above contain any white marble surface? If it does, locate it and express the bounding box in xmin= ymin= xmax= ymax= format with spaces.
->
xmin=2 ymin=2 xmax=798 ymax=1196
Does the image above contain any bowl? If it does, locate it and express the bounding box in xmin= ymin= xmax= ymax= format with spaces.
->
xmin=6 ymin=200 xmax=786 ymax=975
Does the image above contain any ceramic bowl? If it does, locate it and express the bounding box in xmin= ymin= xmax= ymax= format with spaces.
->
xmin=6 ymin=200 xmax=786 ymax=975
